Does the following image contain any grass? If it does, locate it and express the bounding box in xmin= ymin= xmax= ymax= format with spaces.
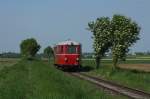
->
xmin=83 ymin=59 xmax=150 ymax=64
xmin=0 ymin=59 xmax=127 ymax=99
xmin=82 ymin=60 xmax=150 ymax=92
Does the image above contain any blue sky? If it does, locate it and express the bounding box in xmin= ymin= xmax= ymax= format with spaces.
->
xmin=0 ymin=0 xmax=149 ymax=53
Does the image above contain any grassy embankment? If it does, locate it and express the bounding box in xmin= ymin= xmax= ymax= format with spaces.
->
xmin=82 ymin=60 xmax=150 ymax=92
xmin=0 ymin=59 xmax=127 ymax=99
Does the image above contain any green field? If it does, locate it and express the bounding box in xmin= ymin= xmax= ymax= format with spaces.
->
xmin=82 ymin=60 xmax=150 ymax=92
xmin=0 ymin=59 xmax=127 ymax=99
xmin=0 ymin=58 xmax=149 ymax=99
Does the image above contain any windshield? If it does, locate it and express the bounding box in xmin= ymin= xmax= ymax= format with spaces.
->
xmin=68 ymin=46 xmax=76 ymax=54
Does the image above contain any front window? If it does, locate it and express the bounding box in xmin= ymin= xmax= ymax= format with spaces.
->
xmin=68 ymin=46 xmax=76 ymax=54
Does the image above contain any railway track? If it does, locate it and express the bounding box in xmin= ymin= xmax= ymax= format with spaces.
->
xmin=69 ymin=72 xmax=150 ymax=99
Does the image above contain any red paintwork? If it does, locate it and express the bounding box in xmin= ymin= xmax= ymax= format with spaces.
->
xmin=54 ymin=44 xmax=81 ymax=68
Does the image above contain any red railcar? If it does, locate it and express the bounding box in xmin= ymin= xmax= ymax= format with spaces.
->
xmin=54 ymin=40 xmax=81 ymax=68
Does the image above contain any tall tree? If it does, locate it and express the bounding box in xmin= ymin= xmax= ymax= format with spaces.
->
xmin=20 ymin=38 xmax=40 ymax=59
xmin=44 ymin=46 xmax=53 ymax=62
xmin=111 ymin=14 xmax=140 ymax=68
xmin=88 ymin=17 xmax=112 ymax=69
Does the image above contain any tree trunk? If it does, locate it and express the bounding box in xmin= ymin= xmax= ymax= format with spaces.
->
xmin=48 ymin=55 xmax=51 ymax=63
xmin=96 ymin=56 xmax=101 ymax=69
xmin=112 ymin=55 xmax=118 ymax=69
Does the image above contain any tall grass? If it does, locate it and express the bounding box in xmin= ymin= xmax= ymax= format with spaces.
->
xmin=0 ymin=60 xmax=126 ymax=99
xmin=83 ymin=60 xmax=150 ymax=92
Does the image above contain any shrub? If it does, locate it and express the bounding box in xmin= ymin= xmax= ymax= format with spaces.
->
xmin=20 ymin=38 xmax=40 ymax=59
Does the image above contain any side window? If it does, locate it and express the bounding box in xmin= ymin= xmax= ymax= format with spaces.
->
xmin=55 ymin=46 xmax=63 ymax=54
xmin=77 ymin=46 xmax=81 ymax=54
xmin=60 ymin=46 xmax=63 ymax=53
xmin=76 ymin=47 xmax=80 ymax=54
xmin=57 ymin=46 xmax=59 ymax=54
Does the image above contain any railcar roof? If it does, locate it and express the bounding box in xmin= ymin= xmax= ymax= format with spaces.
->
xmin=57 ymin=40 xmax=80 ymax=45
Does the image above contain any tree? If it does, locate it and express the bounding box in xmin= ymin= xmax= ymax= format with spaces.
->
xmin=20 ymin=38 xmax=40 ymax=59
xmin=44 ymin=46 xmax=53 ymax=62
xmin=87 ymin=14 xmax=140 ymax=69
xmin=88 ymin=17 xmax=112 ymax=69
xmin=111 ymin=14 xmax=140 ymax=68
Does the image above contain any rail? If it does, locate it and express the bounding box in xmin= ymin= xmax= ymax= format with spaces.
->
xmin=69 ymin=72 xmax=150 ymax=99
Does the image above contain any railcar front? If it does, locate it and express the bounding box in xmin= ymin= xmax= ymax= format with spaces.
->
xmin=54 ymin=40 xmax=81 ymax=68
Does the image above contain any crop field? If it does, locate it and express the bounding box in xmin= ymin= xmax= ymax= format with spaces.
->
xmin=0 ymin=58 xmax=19 ymax=70
xmin=82 ymin=59 xmax=150 ymax=92
xmin=119 ymin=64 xmax=150 ymax=72
xmin=0 ymin=59 xmax=127 ymax=99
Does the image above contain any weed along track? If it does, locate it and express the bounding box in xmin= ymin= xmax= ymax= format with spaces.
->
xmin=68 ymin=72 xmax=150 ymax=99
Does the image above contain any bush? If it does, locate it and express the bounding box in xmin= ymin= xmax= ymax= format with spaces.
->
xmin=20 ymin=38 xmax=40 ymax=59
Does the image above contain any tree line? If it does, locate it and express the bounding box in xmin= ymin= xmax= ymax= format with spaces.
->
xmin=2 ymin=51 xmax=150 ymax=59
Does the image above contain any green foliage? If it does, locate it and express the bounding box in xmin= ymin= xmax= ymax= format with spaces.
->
xmin=44 ymin=46 xmax=53 ymax=61
xmin=0 ymin=60 xmax=126 ymax=99
xmin=88 ymin=17 xmax=112 ymax=69
xmin=88 ymin=14 xmax=140 ymax=69
xmin=111 ymin=14 xmax=140 ymax=67
xmin=20 ymin=38 xmax=40 ymax=59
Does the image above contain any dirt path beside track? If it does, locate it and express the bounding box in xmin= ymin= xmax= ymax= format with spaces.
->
xmin=119 ymin=64 xmax=150 ymax=72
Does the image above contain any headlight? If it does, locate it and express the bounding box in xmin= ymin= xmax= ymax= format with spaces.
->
xmin=64 ymin=57 xmax=68 ymax=61
xmin=76 ymin=58 xmax=79 ymax=61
